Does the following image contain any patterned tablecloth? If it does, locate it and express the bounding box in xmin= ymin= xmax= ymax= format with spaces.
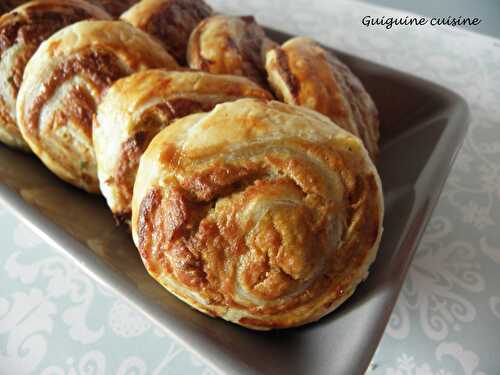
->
xmin=1 ymin=1 xmax=499 ymax=374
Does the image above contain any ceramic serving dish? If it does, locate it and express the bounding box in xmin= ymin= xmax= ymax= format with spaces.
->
xmin=0 ymin=28 xmax=469 ymax=375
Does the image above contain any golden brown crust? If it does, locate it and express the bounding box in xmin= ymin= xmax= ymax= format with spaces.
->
xmin=94 ymin=69 xmax=272 ymax=223
xmin=131 ymin=98 xmax=384 ymax=329
xmin=266 ymin=37 xmax=380 ymax=160
xmin=187 ymin=15 xmax=276 ymax=86
xmin=121 ymin=0 xmax=212 ymax=65
xmin=0 ymin=0 xmax=110 ymax=151
xmin=16 ymin=20 xmax=179 ymax=193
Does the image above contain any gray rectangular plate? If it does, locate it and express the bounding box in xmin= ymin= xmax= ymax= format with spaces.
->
xmin=0 ymin=28 xmax=469 ymax=375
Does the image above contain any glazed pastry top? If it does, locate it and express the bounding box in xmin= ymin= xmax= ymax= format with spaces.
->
xmin=266 ymin=37 xmax=380 ymax=159
xmin=94 ymin=69 xmax=272 ymax=223
xmin=0 ymin=0 xmax=110 ymax=151
xmin=131 ymin=98 xmax=383 ymax=329
xmin=122 ymin=0 xmax=212 ymax=64
xmin=16 ymin=20 xmax=178 ymax=192
xmin=187 ymin=15 xmax=276 ymax=86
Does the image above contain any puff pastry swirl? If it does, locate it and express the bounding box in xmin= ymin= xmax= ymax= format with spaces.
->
xmin=266 ymin=37 xmax=380 ymax=159
xmin=187 ymin=15 xmax=276 ymax=86
xmin=121 ymin=0 xmax=212 ymax=64
xmin=16 ymin=20 xmax=178 ymax=193
xmin=94 ymin=69 xmax=272 ymax=224
xmin=0 ymin=0 xmax=110 ymax=151
xmin=131 ymin=98 xmax=383 ymax=329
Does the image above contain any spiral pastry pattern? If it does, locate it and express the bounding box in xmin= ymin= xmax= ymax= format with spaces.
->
xmin=266 ymin=37 xmax=380 ymax=160
xmin=131 ymin=98 xmax=383 ymax=329
xmin=187 ymin=15 xmax=276 ymax=86
xmin=16 ymin=20 xmax=179 ymax=193
xmin=0 ymin=0 xmax=110 ymax=151
xmin=94 ymin=70 xmax=272 ymax=224
xmin=121 ymin=0 xmax=212 ymax=65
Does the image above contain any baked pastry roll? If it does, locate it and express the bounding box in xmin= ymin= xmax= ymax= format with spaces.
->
xmin=94 ymin=69 xmax=272 ymax=224
xmin=16 ymin=20 xmax=178 ymax=193
xmin=187 ymin=15 xmax=276 ymax=86
xmin=0 ymin=0 xmax=110 ymax=152
xmin=131 ymin=98 xmax=384 ymax=330
xmin=266 ymin=37 xmax=380 ymax=160
xmin=121 ymin=0 xmax=212 ymax=65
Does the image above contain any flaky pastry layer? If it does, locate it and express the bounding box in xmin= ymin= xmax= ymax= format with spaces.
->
xmin=94 ymin=69 xmax=272 ymax=223
xmin=16 ymin=20 xmax=178 ymax=192
xmin=266 ymin=37 xmax=380 ymax=159
xmin=0 ymin=0 xmax=110 ymax=151
xmin=187 ymin=15 xmax=276 ymax=86
xmin=131 ymin=98 xmax=384 ymax=329
xmin=122 ymin=0 xmax=212 ymax=64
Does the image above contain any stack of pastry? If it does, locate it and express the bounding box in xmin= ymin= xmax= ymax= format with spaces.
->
xmin=1 ymin=0 xmax=383 ymax=330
